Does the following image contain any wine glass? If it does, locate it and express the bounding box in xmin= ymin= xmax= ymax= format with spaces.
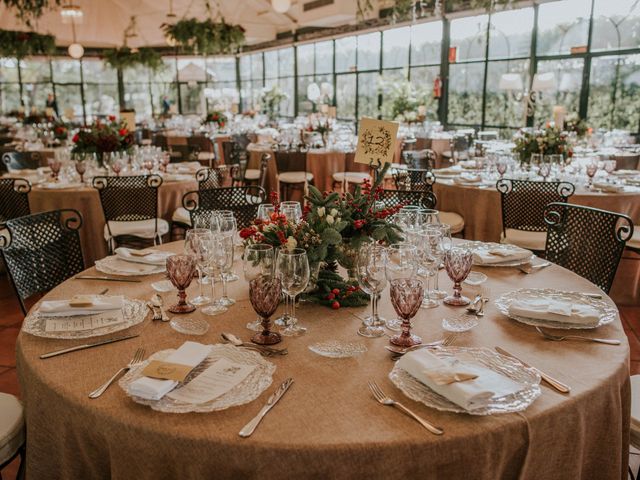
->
xmin=257 ymin=203 xmax=276 ymax=221
xmin=47 ymin=157 xmax=61 ymax=181
xmin=201 ymin=235 xmax=230 ymax=316
xmin=184 ymin=228 xmax=212 ymax=306
xmin=429 ymin=224 xmax=452 ymax=299
xmin=143 ymin=158 xmax=154 ymax=174
xmin=496 ymin=158 xmax=508 ymax=179
xmin=443 ymin=247 xmax=473 ymax=306
xmin=280 ymin=201 xmax=302 ymax=222
xmin=604 ymin=159 xmax=616 ymax=176
xmin=389 ymin=279 xmax=424 ymax=347
xmin=75 ymin=160 xmax=87 ymax=184
xmin=539 ymin=159 xmax=551 ymax=181
xmin=111 ymin=158 xmax=123 ymax=177
xmin=276 ymin=248 xmax=310 ymax=336
xmin=416 ymin=209 xmax=441 ymax=228
xmin=585 ymin=161 xmax=598 ymax=188
xmin=355 ymin=243 xmax=387 ymax=338
xmin=413 ymin=228 xmax=442 ymax=309
xmin=166 ymin=254 xmax=197 ymax=313
xmin=212 ymin=210 xmax=239 ymax=281
xmin=385 ymin=243 xmax=418 ymax=331
xmin=249 ymin=274 xmax=283 ymax=345
xmin=218 ymin=235 xmax=236 ymax=307
xmin=243 ymin=244 xmax=275 ymax=331
xmin=160 ymin=152 xmax=171 ymax=173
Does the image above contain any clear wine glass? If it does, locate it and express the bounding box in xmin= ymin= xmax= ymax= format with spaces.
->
xmin=355 ymin=243 xmax=387 ymax=338
xmin=385 ymin=243 xmax=418 ymax=331
xmin=212 ymin=210 xmax=239 ymax=282
xmin=413 ymin=228 xmax=442 ymax=309
xmin=586 ymin=161 xmax=598 ymax=188
xmin=218 ymin=235 xmax=236 ymax=307
xmin=75 ymin=160 xmax=87 ymax=184
xmin=389 ymin=279 xmax=424 ymax=347
xmin=111 ymin=158 xmax=123 ymax=177
xmin=48 ymin=157 xmax=61 ymax=181
xmin=275 ymin=248 xmax=310 ymax=336
xmin=539 ymin=159 xmax=551 ymax=181
xmin=497 ymin=158 xmax=508 ymax=179
xmin=429 ymin=224 xmax=452 ymax=299
xmin=166 ymin=254 xmax=197 ymax=314
xmin=243 ymin=244 xmax=275 ymax=331
xmin=184 ymin=228 xmax=212 ymax=306
xmin=443 ymin=247 xmax=473 ymax=306
xmin=201 ymin=235 xmax=230 ymax=316
xmin=249 ymin=275 xmax=282 ymax=345
xmin=279 ymin=201 xmax=302 ymax=222
xmin=257 ymin=203 xmax=276 ymax=221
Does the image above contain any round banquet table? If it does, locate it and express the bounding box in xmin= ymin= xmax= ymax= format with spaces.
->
xmin=28 ymin=178 xmax=197 ymax=266
xmin=16 ymin=241 xmax=629 ymax=480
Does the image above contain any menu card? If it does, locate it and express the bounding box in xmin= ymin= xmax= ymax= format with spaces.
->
xmin=166 ymin=358 xmax=256 ymax=404
xmin=354 ymin=118 xmax=399 ymax=166
xmin=45 ymin=310 xmax=125 ymax=332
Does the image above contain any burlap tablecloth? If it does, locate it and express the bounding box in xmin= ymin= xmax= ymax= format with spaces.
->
xmin=16 ymin=241 xmax=630 ymax=480
xmin=28 ymin=179 xmax=197 ymax=266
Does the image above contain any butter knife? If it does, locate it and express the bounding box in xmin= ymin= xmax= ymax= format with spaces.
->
xmin=494 ymin=347 xmax=571 ymax=394
xmin=75 ymin=275 xmax=142 ymax=283
xmin=239 ymin=378 xmax=294 ymax=438
xmin=40 ymin=334 xmax=139 ymax=359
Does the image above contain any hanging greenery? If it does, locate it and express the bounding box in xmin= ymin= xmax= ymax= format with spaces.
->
xmin=102 ymin=47 xmax=165 ymax=72
xmin=0 ymin=29 xmax=56 ymax=59
xmin=360 ymin=0 xmax=513 ymax=22
xmin=162 ymin=18 xmax=245 ymax=55
xmin=1 ymin=0 xmax=60 ymax=27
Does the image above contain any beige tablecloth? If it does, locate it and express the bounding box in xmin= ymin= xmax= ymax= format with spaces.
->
xmin=16 ymin=241 xmax=629 ymax=480
xmin=28 ymin=179 xmax=197 ymax=266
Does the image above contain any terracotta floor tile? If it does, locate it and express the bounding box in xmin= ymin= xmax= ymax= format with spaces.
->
xmin=0 ymin=327 xmax=19 ymax=367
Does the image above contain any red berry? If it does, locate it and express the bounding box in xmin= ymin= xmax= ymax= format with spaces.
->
xmin=331 ymin=301 xmax=340 ymax=309
xmin=331 ymin=288 xmax=340 ymax=295
xmin=327 ymin=293 xmax=335 ymax=300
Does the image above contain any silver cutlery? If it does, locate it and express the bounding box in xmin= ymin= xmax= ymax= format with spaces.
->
xmin=151 ymin=294 xmax=171 ymax=322
xmin=577 ymin=292 xmax=603 ymax=299
xmin=494 ymin=346 xmax=571 ymax=394
xmin=40 ymin=334 xmax=139 ymax=359
xmin=518 ymin=262 xmax=551 ymax=274
xmin=89 ymin=348 xmax=146 ymax=398
xmin=147 ymin=302 xmax=162 ymax=321
xmin=368 ymin=380 xmax=443 ymax=435
xmin=221 ymin=333 xmax=288 ymax=356
xmin=75 ymin=275 xmax=142 ymax=283
xmin=535 ymin=326 xmax=620 ymax=346
xmin=239 ymin=378 xmax=294 ymax=438
xmin=387 ymin=333 xmax=458 ymax=359
xmin=477 ymin=297 xmax=488 ymax=317
xmin=465 ymin=294 xmax=482 ymax=314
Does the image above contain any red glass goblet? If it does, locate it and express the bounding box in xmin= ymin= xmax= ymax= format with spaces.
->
xmin=48 ymin=158 xmax=61 ymax=181
xmin=166 ymin=254 xmax=197 ymax=313
xmin=111 ymin=160 xmax=123 ymax=177
xmin=389 ymin=279 xmax=423 ymax=347
xmin=75 ymin=160 xmax=87 ymax=183
xmin=249 ymin=275 xmax=282 ymax=345
xmin=443 ymin=248 xmax=473 ymax=306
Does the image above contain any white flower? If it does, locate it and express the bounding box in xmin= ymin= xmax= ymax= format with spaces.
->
xmin=286 ymin=236 xmax=297 ymax=251
xmin=317 ymin=207 xmax=326 ymax=217
xmin=330 ymin=208 xmax=338 ymax=217
xmin=335 ymin=217 xmax=341 ymax=224
xmin=326 ymin=215 xmax=335 ymax=225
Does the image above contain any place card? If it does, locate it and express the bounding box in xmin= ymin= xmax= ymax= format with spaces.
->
xmin=354 ymin=118 xmax=399 ymax=167
xmin=45 ymin=310 xmax=125 ymax=332
xmin=166 ymin=358 xmax=256 ymax=404
xmin=142 ymin=360 xmax=196 ymax=382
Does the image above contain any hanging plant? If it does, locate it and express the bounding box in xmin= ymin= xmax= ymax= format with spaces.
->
xmin=102 ymin=47 xmax=165 ymax=72
xmin=162 ymin=18 xmax=245 ymax=55
xmin=0 ymin=29 xmax=56 ymax=59
xmin=1 ymin=0 xmax=61 ymax=27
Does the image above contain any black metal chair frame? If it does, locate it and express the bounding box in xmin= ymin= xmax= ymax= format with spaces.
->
xmin=195 ymin=165 xmax=238 ymax=190
xmin=0 ymin=178 xmax=31 ymax=227
xmin=93 ymin=174 xmax=163 ymax=253
xmin=2 ymin=151 xmax=43 ymax=171
xmin=544 ymin=202 xmax=633 ymax=293
xmin=393 ymin=168 xmax=435 ymax=192
xmin=222 ymin=141 xmax=248 ymax=185
xmin=379 ymin=189 xmax=437 ymax=211
xmin=243 ymin=153 xmax=270 ymax=192
xmin=0 ymin=209 xmax=85 ymax=315
xmin=183 ymin=185 xmax=266 ymax=230
xmin=402 ymin=149 xmax=437 ymax=170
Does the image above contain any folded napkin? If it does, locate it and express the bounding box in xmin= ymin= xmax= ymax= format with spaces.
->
xmin=103 ymin=257 xmax=163 ymax=274
xmin=39 ymin=182 xmax=84 ymax=190
xmin=458 ymin=160 xmax=478 ymax=170
xmin=472 ymin=246 xmax=532 ymax=265
xmin=115 ymin=247 xmax=173 ymax=266
xmin=127 ymin=342 xmax=212 ymax=400
xmin=454 ymin=174 xmax=482 ymax=184
xmin=434 ymin=166 xmax=462 ymax=176
xmin=39 ymin=295 xmax=124 ymax=317
xmin=397 ymin=349 xmax=523 ymax=411
xmin=509 ymin=297 xmax=600 ymax=326
xmin=593 ymin=182 xmax=625 ymax=193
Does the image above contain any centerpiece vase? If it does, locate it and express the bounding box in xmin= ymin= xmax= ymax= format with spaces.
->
xmin=337 ymin=239 xmax=359 ymax=283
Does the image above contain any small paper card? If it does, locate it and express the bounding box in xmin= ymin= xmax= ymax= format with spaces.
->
xmin=354 ymin=118 xmax=399 ymax=166
xmin=45 ymin=310 xmax=125 ymax=332
xmin=142 ymin=360 xmax=196 ymax=382
xmin=166 ymin=358 xmax=256 ymax=404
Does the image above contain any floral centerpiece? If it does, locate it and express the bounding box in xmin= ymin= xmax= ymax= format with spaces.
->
xmin=306 ymin=117 xmax=332 ymax=147
xmin=204 ymin=111 xmax=227 ymax=129
xmin=513 ymin=127 xmax=573 ymax=164
xmin=71 ymin=115 xmax=134 ymax=167
xmin=259 ymin=85 xmax=288 ymax=122
xmin=564 ymin=114 xmax=590 ymax=138
xmin=52 ymin=120 xmax=68 ymax=141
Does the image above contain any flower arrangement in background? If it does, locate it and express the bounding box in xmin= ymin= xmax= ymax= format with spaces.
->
xmin=513 ymin=127 xmax=573 ymax=164
xmin=52 ymin=120 xmax=68 ymax=141
xmin=71 ymin=116 xmax=134 ymax=160
xmin=204 ymin=110 xmax=227 ymax=129
xmin=259 ymin=85 xmax=288 ymax=121
xmin=564 ymin=114 xmax=590 ymax=138
xmin=378 ymin=77 xmax=428 ymax=123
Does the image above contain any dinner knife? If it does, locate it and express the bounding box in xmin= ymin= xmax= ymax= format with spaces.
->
xmin=239 ymin=378 xmax=294 ymax=438
xmin=40 ymin=334 xmax=139 ymax=359
xmin=494 ymin=347 xmax=571 ymax=394
xmin=75 ymin=275 xmax=142 ymax=283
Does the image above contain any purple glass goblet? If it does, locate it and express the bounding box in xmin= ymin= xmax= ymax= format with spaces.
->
xmin=48 ymin=158 xmax=61 ymax=181
xmin=443 ymin=248 xmax=473 ymax=306
xmin=249 ymin=275 xmax=282 ymax=345
xmin=389 ymin=279 xmax=423 ymax=347
xmin=166 ymin=254 xmax=197 ymax=313
xmin=75 ymin=160 xmax=86 ymax=183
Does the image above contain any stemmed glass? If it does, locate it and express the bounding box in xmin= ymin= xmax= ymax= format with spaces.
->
xmin=257 ymin=203 xmax=276 ymax=221
xmin=539 ymin=159 xmax=551 ymax=181
xmin=585 ymin=161 xmax=598 ymax=188
xmin=443 ymin=247 xmax=474 ymax=306
xmin=429 ymin=224 xmax=452 ymax=299
xmin=160 ymin=153 xmax=170 ymax=173
xmin=275 ymin=248 xmax=310 ymax=336
xmin=385 ymin=243 xmax=418 ymax=331
xmin=355 ymin=243 xmax=387 ymax=338
xmin=414 ymin=228 xmax=442 ymax=309
xmin=218 ymin=235 xmax=236 ymax=307
xmin=212 ymin=210 xmax=239 ymax=283
xmin=184 ymin=229 xmax=212 ymax=306
xmin=496 ymin=158 xmax=508 ymax=179
xmin=143 ymin=158 xmax=154 ymax=174
xmin=249 ymin=274 xmax=283 ymax=345
xmin=243 ymin=244 xmax=275 ymax=331
xmin=389 ymin=279 xmax=424 ymax=347
xmin=75 ymin=160 xmax=87 ymax=184
xmin=280 ymin=201 xmax=302 ymax=222
xmin=111 ymin=158 xmax=123 ymax=177
xmin=201 ymin=235 xmax=231 ymax=316
xmin=48 ymin=157 xmax=61 ymax=181
xmin=166 ymin=254 xmax=197 ymax=313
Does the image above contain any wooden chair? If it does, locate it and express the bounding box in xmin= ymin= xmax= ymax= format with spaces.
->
xmin=274 ymin=150 xmax=313 ymax=200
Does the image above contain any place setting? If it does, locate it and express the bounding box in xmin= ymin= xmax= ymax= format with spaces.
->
xmin=94 ymin=247 xmax=174 ymax=277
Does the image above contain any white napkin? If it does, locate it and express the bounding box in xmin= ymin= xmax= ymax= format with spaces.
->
xmin=472 ymin=246 xmax=532 ymax=265
xmin=115 ymin=247 xmax=173 ymax=266
xmin=454 ymin=173 xmax=482 ymax=184
xmin=592 ymin=182 xmax=625 ymax=193
xmin=397 ymin=349 xmax=523 ymax=411
xmin=127 ymin=342 xmax=212 ymax=401
xmin=38 ymin=295 xmax=123 ymax=317
xmin=39 ymin=182 xmax=83 ymax=190
xmin=103 ymin=257 xmax=163 ymax=274
xmin=508 ymin=298 xmax=600 ymax=326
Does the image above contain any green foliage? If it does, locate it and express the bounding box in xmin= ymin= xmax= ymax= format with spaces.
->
xmin=513 ymin=127 xmax=572 ymax=164
xmin=0 ymin=29 xmax=55 ymax=59
xmin=102 ymin=47 xmax=165 ymax=72
xmin=259 ymin=85 xmax=288 ymax=120
xmin=1 ymin=0 xmax=61 ymax=27
xmin=301 ymin=269 xmax=370 ymax=308
xmin=379 ymin=77 xmax=430 ymax=122
xmin=162 ymin=19 xmax=245 ymax=55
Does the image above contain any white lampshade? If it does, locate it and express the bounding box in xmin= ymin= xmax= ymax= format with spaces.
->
xmin=68 ymin=43 xmax=84 ymax=59
xmin=272 ymin=0 xmax=291 ymax=13
xmin=498 ymin=73 xmax=523 ymax=92
xmin=531 ymin=72 xmax=555 ymax=92
xmin=307 ymin=83 xmax=321 ymax=102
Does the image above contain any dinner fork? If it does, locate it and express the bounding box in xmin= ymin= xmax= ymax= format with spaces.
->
xmin=387 ymin=333 xmax=458 ymax=359
xmin=535 ymin=326 xmax=621 ymax=346
xmin=368 ymin=381 xmax=443 ymax=435
xmin=89 ymin=348 xmax=146 ymax=399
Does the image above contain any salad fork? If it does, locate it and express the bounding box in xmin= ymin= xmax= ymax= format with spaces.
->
xmin=89 ymin=348 xmax=146 ymax=399
xmin=535 ymin=326 xmax=620 ymax=346
xmin=387 ymin=333 xmax=458 ymax=359
xmin=368 ymin=381 xmax=443 ymax=435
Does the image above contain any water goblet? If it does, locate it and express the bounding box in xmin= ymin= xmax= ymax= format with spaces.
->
xmin=276 ymin=248 xmax=310 ymax=336
xmin=184 ymin=229 xmax=212 ymax=306
xmin=243 ymin=244 xmax=275 ymax=331
xmin=218 ymin=235 xmax=236 ymax=307
xmin=201 ymin=235 xmax=231 ymax=316
xmin=166 ymin=254 xmax=197 ymax=313
xmin=257 ymin=203 xmax=276 ymax=221
xmin=111 ymin=159 xmax=123 ymax=177
xmin=160 ymin=153 xmax=170 ymax=173
xmin=143 ymin=158 xmax=154 ymax=174
xmin=429 ymin=224 xmax=452 ymax=299
xmin=443 ymin=248 xmax=473 ymax=306
xmin=279 ymin=201 xmax=302 ymax=222
xmin=413 ymin=228 xmax=442 ymax=309
xmin=497 ymin=158 xmax=508 ymax=179
xmin=356 ymin=243 xmax=387 ymax=338
xmin=585 ymin=162 xmax=598 ymax=188
xmin=389 ymin=279 xmax=424 ymax=347
xmin=48 ymin=157 xmax=61 ymax=181
xmin=539 ymin=160 xmax=551 ymax=181
xmin=75 ymin=160 xmax=87 ymax=183
xmin=250 ymin=275 xmax=283 ymax=345
xmin=604 ymin=160 xmax=616 ymax=176
xmin=385 ymin=243 xmax=418 ymax=331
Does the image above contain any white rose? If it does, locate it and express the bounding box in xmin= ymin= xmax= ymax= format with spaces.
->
xmin=330 ymin=208 xmax=338 ymax=217
xmin=326 ymin=215 xmax=335 ymax=225
xmin=335 ymin=217 xmax=341 ymax=224
xmin=317 ymin=207 xmax=326 ymax=217
xmin=286 ymin=236 xmax=297 ymax=251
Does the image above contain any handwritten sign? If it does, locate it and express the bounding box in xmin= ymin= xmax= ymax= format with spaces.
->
xmin=354 ymin=118 xmax=399 ymax=167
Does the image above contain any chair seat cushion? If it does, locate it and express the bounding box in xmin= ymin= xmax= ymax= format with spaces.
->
xmin=278 ymin=172 xmax=314 ymax=184
xmin=439 ymin=211 xmax=465 ymax=234
xmin=244 ymin=168 xmax=260 ymax=181
xmin=104 ymin=219 xmax=170 ymax=240
xmin=501 ymin=228 xmax=547 ymax=251
xmin=332 ymin=172 xmax=370 ymax=183
xmin=172 ymin=207 xmax=192 ymax=226
xmin=627 ymin=227 xmax=640 ymax=250
xmin=197 ymin=152 xmax=215 ymax=161
xmin=0 ymin=393 xmax=24 ymax=465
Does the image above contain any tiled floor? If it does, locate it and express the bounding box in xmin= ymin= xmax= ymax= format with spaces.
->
xmin=0 ymin=275 xmax=638 ymax=479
